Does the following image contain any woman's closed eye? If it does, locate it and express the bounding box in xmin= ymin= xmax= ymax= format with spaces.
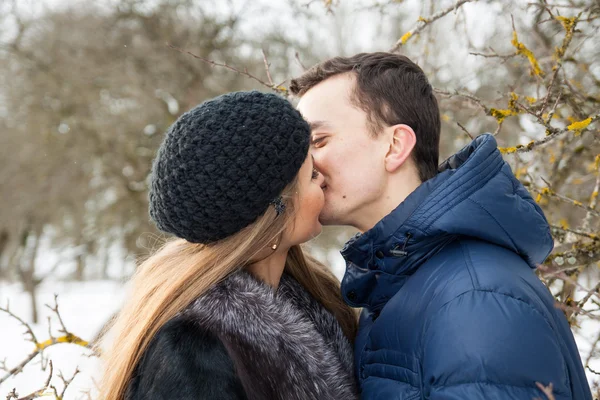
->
xmin=312 ymin=168 xmax=320 ymax=180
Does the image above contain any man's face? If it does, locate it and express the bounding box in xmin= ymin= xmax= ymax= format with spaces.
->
xmin=297 ymin=74 xmax=389 ymax=230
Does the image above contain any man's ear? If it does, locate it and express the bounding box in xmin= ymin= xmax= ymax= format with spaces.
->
xmin=385 ymin=124 xmax=416 ymax=173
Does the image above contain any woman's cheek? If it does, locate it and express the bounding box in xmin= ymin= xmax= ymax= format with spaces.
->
xmin=309 ymin=189 xmax=325 ymax=234
xmin=309 ymin=187 xmax=325 ymax=220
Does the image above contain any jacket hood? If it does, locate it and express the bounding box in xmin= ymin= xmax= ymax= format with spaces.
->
xmin=340 ymin=133 xmax=553 ymax=309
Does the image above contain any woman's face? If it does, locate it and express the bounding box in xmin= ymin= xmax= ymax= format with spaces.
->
xmin=285 ymin=153 xmax=325 ymax=246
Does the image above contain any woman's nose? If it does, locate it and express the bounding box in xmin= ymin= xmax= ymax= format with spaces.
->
xmin=317 ymin=169 xmax=325 ymax=186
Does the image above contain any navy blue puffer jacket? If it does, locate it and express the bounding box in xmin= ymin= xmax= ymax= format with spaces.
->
xmin=341 ymin=134 xmax=592 ymax=399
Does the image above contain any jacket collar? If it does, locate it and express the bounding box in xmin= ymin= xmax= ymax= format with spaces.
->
xmin=340 ymin=134 xmax=553 ymax=310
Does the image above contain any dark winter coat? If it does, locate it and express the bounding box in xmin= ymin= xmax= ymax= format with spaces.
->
xmin=125 ymin=270 xmax=358 ymax=400
xmin=342 ymin=134 xmax=592 ymax=399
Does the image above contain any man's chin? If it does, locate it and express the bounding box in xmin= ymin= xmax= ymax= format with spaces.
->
xmin=318 ymin=211 xmax=337 ymax=226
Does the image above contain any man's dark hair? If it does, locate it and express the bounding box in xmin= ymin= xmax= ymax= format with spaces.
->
xmin=290 ymin=52 xmax=441 ymax=182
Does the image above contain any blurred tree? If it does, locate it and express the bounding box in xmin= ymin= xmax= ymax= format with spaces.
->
xmin=0 ymin=0 xmax=599 ymax=396
xmin=0 ymin=0 xmax=301 ymax=285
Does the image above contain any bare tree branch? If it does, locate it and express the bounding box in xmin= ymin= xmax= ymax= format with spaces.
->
xmin=0 ymin=296 xmax=93 ymax=385
xmin=294 ymin=51 xmax=308 ymax=72
xmin=531 ymin=185 xmax=600 ymax=218
xmin=10 ymin=360 xmax=55 ymax=400
xmin=261 ymin=49 xmax=275 ymax=87
xmin=457 ymin=122 xmax=474 ymax=140
xmin=541 ymin=241 xmax=600 ymax=273
xmin=582 ymin=156 xmax=600 ymax=231
xmin=498 ymin=114 xmax=599 ymax=154
xmin=434 ymin=88 xmax=490 ymax=114
xmin=167 ymin=44 xmax=287 ymax=95
xmin=390 ymin=0 xmax=479 ymax=52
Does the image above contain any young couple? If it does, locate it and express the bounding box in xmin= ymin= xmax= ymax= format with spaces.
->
xmin=99 ymin=53 xmax=592 ymax=399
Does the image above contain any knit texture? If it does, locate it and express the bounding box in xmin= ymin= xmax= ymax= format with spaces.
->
xmin=149 ymin=91 xmax=310 ymax=244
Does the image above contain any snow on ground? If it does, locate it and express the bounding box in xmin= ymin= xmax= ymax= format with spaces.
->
xmin=0 ymin=280 xmax=124 ymax=399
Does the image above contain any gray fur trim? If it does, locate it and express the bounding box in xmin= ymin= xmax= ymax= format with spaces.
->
xmin=186 ymin=270 xmax=358 ymax=400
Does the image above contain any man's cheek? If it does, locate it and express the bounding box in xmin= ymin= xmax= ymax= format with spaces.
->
xmin=328 ymin=150 xmax=348 ymax=175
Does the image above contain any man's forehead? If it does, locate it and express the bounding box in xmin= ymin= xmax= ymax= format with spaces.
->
xmin=308 ymin=120 xmax=333 ymax=131
xmin=297 ymin=74 xmax=354 ymax=110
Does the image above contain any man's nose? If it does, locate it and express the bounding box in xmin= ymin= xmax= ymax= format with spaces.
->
xmin=311 ymin=149 xmax=324 ymax=172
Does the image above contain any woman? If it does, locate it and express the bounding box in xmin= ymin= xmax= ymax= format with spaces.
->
xmin=98 ymin=91 xmax=358 ymax=400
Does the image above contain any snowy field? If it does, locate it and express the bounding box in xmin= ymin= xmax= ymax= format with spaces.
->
xmin=0 ymin=253 xmax=598 ymax=398
xmin=0 ymin=280 xmax=124 ymax=399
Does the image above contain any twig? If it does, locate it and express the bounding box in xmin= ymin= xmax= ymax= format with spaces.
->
xmin=0 ymin=352 xmax=39 ymax=385
xmin=540 ymin=263 xmax=581 ymax=277
xmin=0 ymin=296 xmax=93 ymax=385
xmin=6 ymin=388 xmax=17 ymax=400
xmin=13 ymin=360 xmax=55 ymax=400
xmin=499 ymin=113 xmax=599 ymax=154
xmin=456 ymin=122 xmax=474 ymax=140
xmin=545 ymin=91 xmax=562 ymax=124
xmin=469 ymin=50 xmax=516 ymax=61
xmin=390 ymin=0 xmax=478 ymax=52
xmin=261 ymin=49 xmax=274 ymax=86
xmin=531 ymin=186 xmax=600 ymax=218
xmin=539 ymin=68 xmax=561 ymax=118
xmin=294 ymin=51 xmax=307 ymax=72
xmin=43 ymin=361 xmax=52 ymax=389
xmin=554 ymin=303 xmax=600 ymax=321
xmin=577 ymin=281 xmax=600 ymax=312
xmin=434 ymin=88 xmax=490 ymax=114
xmin=493 ymin=119 xmax=504 ymax=136
xmin=45 ymin=295 xmax=67 ymax=334
xmin=586 ymin=331 xmax=600 ymax=367
xmin=0 ymin=300 xmax=39 ymax=345
xmin=561 ymin=73 xmax=590 ymax=107
xmin=514 ymin=99 xmax=558 ymax=135
xmin=549 ymin=225 xmax=599 ymax=241
xmin=57 ymin=367 xmax=80 ymax=399
xmin=541 ymin=241 xmax=600 ymax=280
xmin=0 ymin=303 xmax=42 ymax=383
xmin=511 ymin=14 xmax=545 ymax=78
xmin=582 ymin=157 xmax=600 ymax=231
xmin=167 ymin=44 xmax=286 ymax=94
xmin=537 ymin=13 xmax=579 ymax=119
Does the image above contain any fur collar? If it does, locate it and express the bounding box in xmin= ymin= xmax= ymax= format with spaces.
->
xmin=186 ymin=270 xmax=358 ymax=400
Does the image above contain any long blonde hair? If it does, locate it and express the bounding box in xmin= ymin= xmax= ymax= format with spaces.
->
xmin=98 ymin=177 xmax=358 ymax=400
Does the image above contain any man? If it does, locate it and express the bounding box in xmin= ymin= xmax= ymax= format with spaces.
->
xmin=291 ymin=52 xmax=592 ymax=399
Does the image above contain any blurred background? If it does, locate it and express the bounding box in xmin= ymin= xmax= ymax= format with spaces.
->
xmin=0 ymin=0 xmax=599 ymax=398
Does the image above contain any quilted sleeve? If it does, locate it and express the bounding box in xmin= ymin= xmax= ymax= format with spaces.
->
xmin=421 ymin=290 xmax=573 ymax=400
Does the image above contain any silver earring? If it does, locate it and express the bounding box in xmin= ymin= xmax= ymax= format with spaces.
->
xmin=271 ymin=243 xmax=278 ymax=250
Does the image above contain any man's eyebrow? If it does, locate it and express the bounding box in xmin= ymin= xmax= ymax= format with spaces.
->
xmin=309 ymin=121 xmax=332 ymax=131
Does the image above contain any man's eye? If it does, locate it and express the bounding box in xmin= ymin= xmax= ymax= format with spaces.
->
xmin=312 ymin=168 xmax=320 ymax=179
